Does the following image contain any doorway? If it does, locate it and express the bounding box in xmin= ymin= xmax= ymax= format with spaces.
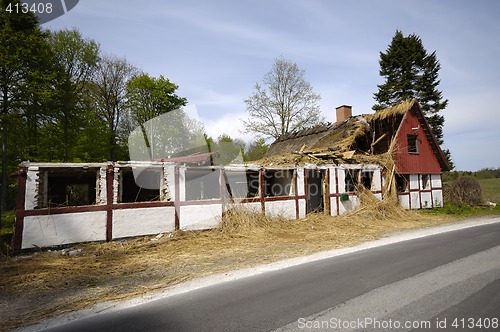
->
xmin=306 ymin=169 xmax=325 ymax=213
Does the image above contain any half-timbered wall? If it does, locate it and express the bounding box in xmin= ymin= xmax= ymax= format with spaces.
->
xmin=14 ymin=162 xmax=443 ymax=250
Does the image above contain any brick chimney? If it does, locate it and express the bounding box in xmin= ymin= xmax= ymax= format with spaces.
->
xmin=336 ymin=105 xmax=352 ymax=123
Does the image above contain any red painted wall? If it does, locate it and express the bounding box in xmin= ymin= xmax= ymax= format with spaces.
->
xmin=393 ymin=110 xmax=442 ymax=174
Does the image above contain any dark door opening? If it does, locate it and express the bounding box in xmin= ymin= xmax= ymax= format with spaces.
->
xmin=306 ymin=169 xmax=324 ymax=213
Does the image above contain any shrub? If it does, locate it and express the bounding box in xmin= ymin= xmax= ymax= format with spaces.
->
xmin=447 ymin=176 xmax=483 ymax=206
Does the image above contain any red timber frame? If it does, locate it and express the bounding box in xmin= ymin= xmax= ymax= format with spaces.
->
xmin=13 ymin=164 xmax=385 ymax=251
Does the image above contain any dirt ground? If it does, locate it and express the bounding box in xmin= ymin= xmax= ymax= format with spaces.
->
xmin=0 ymin=207 xmax=468 ymax=331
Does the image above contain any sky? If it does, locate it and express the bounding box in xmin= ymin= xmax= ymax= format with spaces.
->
xmin=43 ymin=0 xmax=500 ymax=171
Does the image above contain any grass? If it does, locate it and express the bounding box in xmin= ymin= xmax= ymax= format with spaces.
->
xmin=0 ymin=185 xmax=498 ymax=331
xmin=0 ymin=211 xmax=15 ymax=254
xmin=478 ymin=178 xmax=500 ymax=204
xmin=420 ymin=203 xmax=500 ymax=218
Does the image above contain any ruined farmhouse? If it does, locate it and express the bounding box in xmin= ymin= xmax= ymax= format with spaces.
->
xmin=13 ymin=99 xmax=450 ymax=250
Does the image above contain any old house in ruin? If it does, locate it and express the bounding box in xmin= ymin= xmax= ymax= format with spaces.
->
xmin=13 ymin=100 xmax=450 ymax=250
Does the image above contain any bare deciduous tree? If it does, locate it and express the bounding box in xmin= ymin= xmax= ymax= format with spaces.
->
xmin=242 ymin=57 xmax=323 ymax=139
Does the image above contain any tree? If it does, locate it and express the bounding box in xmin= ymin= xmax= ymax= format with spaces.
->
xmin=242 ymin=56 xmax=323 ymax=139
xmin=373 ymin=30 xmax=449 ymax=146
xmin=126 ymin=74 xmax=187 ymax=125
xmin=0 ymin=0 xmax=56 ymax=212
xmin=126 ymin=74 xmax=190 ymax=159
xmin=244 ymin=138 xmax=268 ymax=161
xmin=212 ymin=134 xmax=245 ymax=165
xmin=46 ymin=28 xmax=100 ymax=161
xmin=89 ymin=54 xmax=138 ymax=160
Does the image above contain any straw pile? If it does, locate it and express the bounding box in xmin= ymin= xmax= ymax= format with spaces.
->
xmin=1 ymin=200 xmax=452 ymax=331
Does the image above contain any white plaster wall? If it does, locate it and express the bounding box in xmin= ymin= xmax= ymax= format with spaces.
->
xmin=180 ymin=204 xmax=222 ymax=230
xmin=97 ymin=167 xmax=107 ymax=205
xmin=25 ymin=168 xmax=39 ymax=210
xmin=112 ymin=207 xmax=175 ymax=239
xmin=337 ymin=169 xmax=347 ymax=194
xmin=22 ymin=212 xmax=107 ymax=249
xmin=410 ymin=192 xmax=420 ymax=209
xmin=298 ymin=199 xmax=306 ymax=219
xmin=399 ymin=194 xmax=411 ymax=209
xmin=421 ymin=192 xmax=432 ymax=209
xmin=431 ymin=174 xmax=442 ymax=189
xmin=164 ymin=164 xmax=177 ymax=200
xmin=265 ymin=200 xmax=296 ymax=219
xmin=296 ymin=167 xmax=305 ymax=196
xmin=339 ymin=196 xmax=360 ymax=215
xmin=178 ymin=166 xmax=186 ymax=201
xmin=236 ymin=202 xmax=262 ymax=214
xmin=329 ymin=167 xmax=337 ymax=194
xmin=432 ymin=190 xmax=444 ymax=207
xmin=113 ymin=167 xmax=120 ymax=204
xmin=330 ymin=197 xmax=339 ymax=216
xmin=372 ymin=169 xmax=382 ymax=192
xmin=409 ymin=175 xmax=420 ymax=190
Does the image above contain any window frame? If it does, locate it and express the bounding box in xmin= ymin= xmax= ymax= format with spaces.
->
xmin=407 ymin=134 xmax=419 ymax=154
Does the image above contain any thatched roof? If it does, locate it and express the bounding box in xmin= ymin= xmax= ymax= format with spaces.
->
xmin=262 ymin=99 xmax=450 ymax=171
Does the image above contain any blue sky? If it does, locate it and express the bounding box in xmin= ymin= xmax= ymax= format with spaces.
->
xmin=44 ymin=0 xmax=500 ymax=171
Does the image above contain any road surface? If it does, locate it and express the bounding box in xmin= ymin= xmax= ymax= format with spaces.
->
xmin=38 ymin=220 xmax=500 ymax=331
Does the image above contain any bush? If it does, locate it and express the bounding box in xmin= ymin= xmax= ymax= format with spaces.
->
xmin=447 ymin=177 xmax=483 ymax=206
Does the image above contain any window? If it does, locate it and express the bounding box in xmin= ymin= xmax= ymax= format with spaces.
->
xmin=185 ymin=168 xmax=221 ymax=200
xmin=361 ymin=170 xmax=374 ymax=190
xmin=224 ymin=170 xmax=259 ymax=198
xmin=396 ymin=174 xmax=409 ymax=193
xmin=421 ymin=174 xmax=430 ymax=190
xmin=264 ymin=169 xmax=294 ymax=197
xmin=407 ymin=134 xmax=419 ymax=154
xmin=345 ymin=169 xmax=360 ymax=192
xmin=38 ymin=168 xmax=99 ymax=208
xmin=120 ymin=168 xmax=161 ymax=203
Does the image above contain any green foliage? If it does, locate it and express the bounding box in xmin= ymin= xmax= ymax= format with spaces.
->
xmin=373 ymin=30 xmax=449 ymax=148
xmin=0 ymin=0 xmax=56 ymax=211
xmin=126 ymin=74 xmax=187 ymax=124
xmin=46 ymin=28 xmax=100 ymax=161
xmin=244 ymin=138 xmax=269 ymax=161
xmin=0 ymin=210 xmax=15 ymax=254
xmin=420 ymin=203 xmax=500 ymax=217
xmin=477 ymin=178 xmax=500 ymax=204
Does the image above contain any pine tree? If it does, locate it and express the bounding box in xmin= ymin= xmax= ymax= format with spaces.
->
xmin=373 ymin=30 xmax=449 ymax=147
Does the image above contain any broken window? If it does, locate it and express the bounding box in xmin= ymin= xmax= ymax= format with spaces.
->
xmin=38 ymin=168 xmax=99 ymax=208
xmin=264 ymin=169 xmax=294 ymax=197
xmin=224 ymin=170 xmax=259 ymax=199
xmin=407 ymin=134 xmax=419 ymax=154
xmin=345 ymin=169 xmax=360 ymax=192
xmin=421 ymin=174 xmax=430 ymax=190
xmin=185 ymin=168 xmax=221 ymax=200
xmin=119 ymin=168 xmax=161 ymax=203
xmin=396 ymin=174 xmax=409 ymax=193
xmin=361 ymin=170 xmax=374 ymax=190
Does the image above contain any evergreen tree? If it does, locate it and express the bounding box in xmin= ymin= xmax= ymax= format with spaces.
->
xmin=373 ymin=30 xmax=449 ymax=147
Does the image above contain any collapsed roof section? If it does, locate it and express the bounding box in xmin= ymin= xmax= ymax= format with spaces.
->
xmin=261 ymin=99 xmax=450 ymax=172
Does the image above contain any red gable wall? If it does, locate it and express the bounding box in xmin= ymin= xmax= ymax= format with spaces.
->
xmin=393 ymin=109 xmax=442 ymax=174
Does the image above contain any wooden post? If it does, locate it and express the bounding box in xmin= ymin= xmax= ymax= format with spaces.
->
xmin=12 ymin=167 xmax=28 ymax=252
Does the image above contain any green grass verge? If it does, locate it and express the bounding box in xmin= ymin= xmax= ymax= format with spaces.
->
xmin=1 ymin=211 xmax=16 ymax=252
xmin=420 ymin=203 xmax=500 ymax=218
xmin=477 ymin=178 xmax=500 ymax=204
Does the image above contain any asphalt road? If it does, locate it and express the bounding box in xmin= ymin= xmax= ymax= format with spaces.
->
xmin=40 ymin=221 xmax=500 ymax=332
